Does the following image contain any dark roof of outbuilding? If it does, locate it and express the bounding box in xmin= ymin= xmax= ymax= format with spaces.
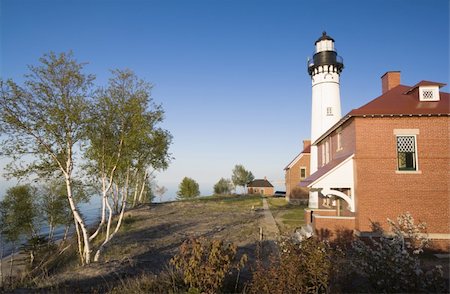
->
xmin=247 ymin=179 xmax=273 ymax=188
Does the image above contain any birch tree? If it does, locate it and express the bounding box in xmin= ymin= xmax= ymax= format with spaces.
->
xmin=85 ymin=69 xmax=172 ymax=261
xmin=0 ymin=185 xmax=39 ymax=276
xmin=0 ymin=52 xmax=95 ymax=264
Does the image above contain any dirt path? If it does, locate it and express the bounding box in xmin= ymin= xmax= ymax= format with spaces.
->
xmin=260 ymin=198 xmax=279 ymax=240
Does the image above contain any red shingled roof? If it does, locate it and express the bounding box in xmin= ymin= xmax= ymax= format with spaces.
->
xmin=350 ymin=83 xmax=449 ymax=116
xmin=314 ymin=82 xmax=449 ymax=145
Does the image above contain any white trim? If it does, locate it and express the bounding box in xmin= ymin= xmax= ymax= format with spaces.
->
xmin=308 ymin=154 xmax=355 ymax=187
xmin=285 ymin=153 xmax=309 ymax=170
xmin=419 ymin=86 xmax=440 ymax=101
xmin=427 ymin=233 xmax=450 ymax=240
xmin=314 ymin=215 xmax=355 ymax=220
xmin=396 ymin=134 xmax=419 ymax=172
xmin=355 ymin=230 xmax=450 ymax=240
xmin=305 ymin=208 xmax=337 ymax=212
xmin=394 ymin=128 xmax=419 ymax=135
xmin=395 ymin=170 xmax=422 ymax=174
xmin=321 ymin=188 xmax=355 ymax=212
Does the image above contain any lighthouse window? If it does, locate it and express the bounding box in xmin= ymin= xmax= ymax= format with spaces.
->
xmin=326 ymin=107 xmax=333 ymax=116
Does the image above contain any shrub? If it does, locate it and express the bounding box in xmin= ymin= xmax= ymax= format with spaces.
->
xmin=347 ymin=212 xmax=447 ymax=293
xmin=170 ymin=237 xmax=247 ymax=293
xmin=249 ymin=237 xmax=332 ymax=294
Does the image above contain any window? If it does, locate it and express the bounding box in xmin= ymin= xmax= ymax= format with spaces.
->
xmin=326 ymin=107 xmax=333 ymax=116
xmin=421 ymin=90 xmax=434 ymax=100
xmin=336 ymin=132 xmax=342 ymax=151
xmin=321 ymin=144 xmax=325 ymax=166
xmin=419 ymin=86 xmax=440 ymax=101
xmin=325 ymin=140 xmax=330 ymax=164
xmin=397 ymin=135 xmax=417 ymax=171
xmin=300 ymin=167 xmax=306 ymax=179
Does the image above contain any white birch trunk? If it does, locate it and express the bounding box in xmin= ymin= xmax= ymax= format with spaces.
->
xmin=9 ymin=243 xmax=14 ymax=284
xmin=94 ymin=167 xmax=130 ymax=262
xmin=74 ymin=220 xmax=84 ymax=265
xmin=132 ymin=177 xmax=139 ymax=207
xmin=64 ymin=174 xmax=91 ymax=264
xmin=105 ymin=196 xmax=113 ymax=242
xmin=138 ymin=170 xmax=148 ymax=204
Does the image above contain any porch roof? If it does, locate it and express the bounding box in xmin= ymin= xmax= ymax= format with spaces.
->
xmin=299 ymin=154 xmax=354 ymax=188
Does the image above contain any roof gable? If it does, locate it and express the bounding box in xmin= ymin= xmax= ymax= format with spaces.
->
xmin=284 ymin=145 xmax=311 ymax=170
xmin=248 ymin=179 xmax=273 ymax=188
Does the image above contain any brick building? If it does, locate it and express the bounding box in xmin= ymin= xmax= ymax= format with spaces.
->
xmin=301 ymin=72 xmax=450 ymax=250
xmin=247 ymin=178 xmax=274 ymax=196
xmin=284 ymin=140 xmax=310 ymax=203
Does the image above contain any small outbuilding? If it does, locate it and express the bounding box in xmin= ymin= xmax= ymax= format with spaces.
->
xmin=247 ymin=178 xmax=274 ymax=196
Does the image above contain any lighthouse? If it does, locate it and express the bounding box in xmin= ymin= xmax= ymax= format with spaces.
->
xmin=307 ymin=31 xmax=344 ymax=208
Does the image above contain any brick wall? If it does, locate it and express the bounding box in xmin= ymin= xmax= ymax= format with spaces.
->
xmin=318 ymin=119 xmax=356 ymax=167
xmin=314 ymin=215 xmax=355 ymax=240
xmin=354 ymin=116 xmax=450 ymax=235
xmin=285 ymin=153 xmax=310 ymax=200
xmin=248 ymin=187 xmax=274 ymax=196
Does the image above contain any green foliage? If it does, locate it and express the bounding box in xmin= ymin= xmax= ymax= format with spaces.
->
xmin=213 ymin=178 xmax=233 ymax=195
xmin=250 ymin=237 xmax=332 ymax=294
xmin=170 ymin=237 xmax=247 ymax=293
xmin=231 ymin=164 xmax=254 ymax=193
xmin=0 ymin=51 xmax=94 ymax=264
xmin=347 ymin=213 xmax=447 ymax=293
xmin=0 ymin=185 xmax=39 ymax=243
xmin=39 ymin=180 xmax=75 ymax=240
xmin=177 ymin=177 xmax=200 ymax=199
xmin=0 ymin=51 xmax=94 ymax=179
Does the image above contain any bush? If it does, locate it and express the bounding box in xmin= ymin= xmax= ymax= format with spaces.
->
xmin=249 ymin=237 xmax=332 ymax=293
xmin=346 ymin=212 xmax=447 ymax=293
xmin=170 ymin=237 xmax=247 ymax=293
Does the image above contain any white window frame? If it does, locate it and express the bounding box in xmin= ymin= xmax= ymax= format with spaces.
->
xmin=336 ymin=131 xmax=342 ymax=151
xmin=419 ymin=86 xmax=439 ymax=101
xmin=394 ymin=129 xmax=421 ymax=174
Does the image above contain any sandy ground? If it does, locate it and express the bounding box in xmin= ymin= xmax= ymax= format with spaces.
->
xmin=26 ymin=196 xmax=276 ymax=292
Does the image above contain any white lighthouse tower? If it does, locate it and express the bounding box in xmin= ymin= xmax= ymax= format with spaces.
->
xmin=307 ymin=31 xmax=344 ymax=208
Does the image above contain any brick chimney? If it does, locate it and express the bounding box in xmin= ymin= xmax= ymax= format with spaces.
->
xmin=303 ymin=140 xmax=311 ymax=150
xmin=381 ymin=71 xmax=401 ymax=93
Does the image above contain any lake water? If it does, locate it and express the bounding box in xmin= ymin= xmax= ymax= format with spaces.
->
xmin=1 ymin=196 xmax=102 ymax=258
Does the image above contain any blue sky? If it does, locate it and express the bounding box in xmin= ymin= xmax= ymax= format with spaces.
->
xmin=1 ymin=0 xmax=449 ymax=199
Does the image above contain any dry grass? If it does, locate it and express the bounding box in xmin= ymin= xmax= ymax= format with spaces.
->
xmin=22 ymin=195 xmax=263 ymax=292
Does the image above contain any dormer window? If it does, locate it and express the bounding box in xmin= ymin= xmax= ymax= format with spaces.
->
xmin=419 ymin=86 xmax=440 ymax=101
